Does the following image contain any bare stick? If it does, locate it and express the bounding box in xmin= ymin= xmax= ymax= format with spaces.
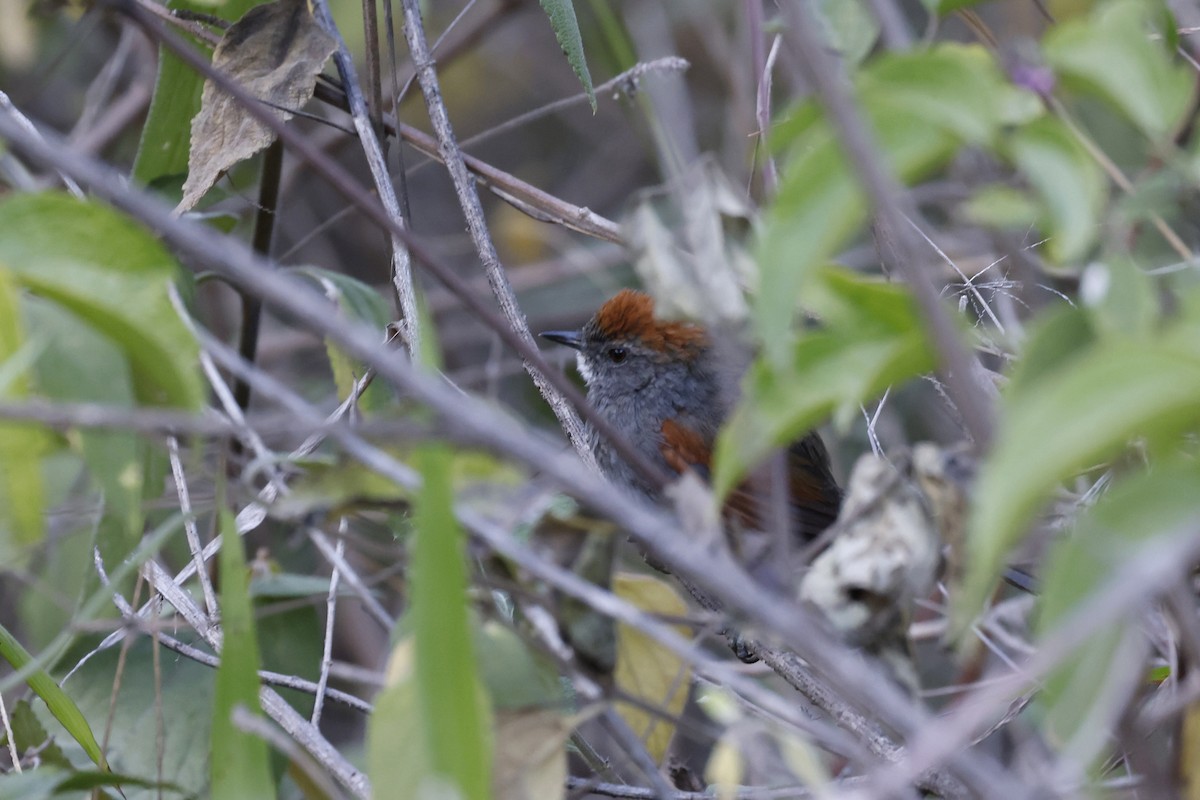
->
xmin=232 ymin=706 xmax=349 ymax=800
xmin=167 ymin=435 xmax=219 ymax=617
xmin=308 ymin=526 xmax=393 ymax=631
xmin=395 ymin=0 xmax=595 ymax=468
xmin=312 ymin=519 xmax=345 ymax=728
xmin=0 ymin=693 xmax=19 ymax=773
xmin=311 ymin=0 xmax=420 ymax=356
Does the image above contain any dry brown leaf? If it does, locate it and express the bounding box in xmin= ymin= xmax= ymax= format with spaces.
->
xmin=177 ymin=0 xmax=336 ymax=212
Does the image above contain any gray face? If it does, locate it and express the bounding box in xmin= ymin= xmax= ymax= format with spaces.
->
xmin=539 ymin=321 xmax=720 ymax=496
xmin=574 ymin=328 xmax=663 ymax=397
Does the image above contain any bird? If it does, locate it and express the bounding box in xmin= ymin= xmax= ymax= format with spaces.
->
xmin=540 ymin=289 xmax=842 ymax=549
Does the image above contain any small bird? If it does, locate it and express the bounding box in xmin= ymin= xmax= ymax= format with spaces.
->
xmin=541 ymin=289 xmax=842 ymax=547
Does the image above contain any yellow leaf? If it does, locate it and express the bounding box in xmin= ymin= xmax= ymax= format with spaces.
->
xmin=1183 ymin=700 xmax=1200 ymax=800
xmin=705 ymin=735 xmax=744 ymax=800
xmin=492 ymin=710 xmax=571 ymax=800
xmin=612 ymin=572 xmax=692 ymax=763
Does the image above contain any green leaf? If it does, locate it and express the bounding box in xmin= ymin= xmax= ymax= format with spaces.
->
xmin=919 ymin=0 xmax=988 ymax=13
xmin=133 ymin=32 xmax=206 ymax=185
xmin=715 ymin=269 xmax=937 ymax=498
xmin=1080 ymin=256 xmax=1157 ymax=339
xmin=212 ymin=509 xmax=276 ymax=800
xmin=39 ymin=635 xmax=213 ymax=798
xmin=7 ymin=699 xmax=72 ymax=771
xmin=25 ymin=299 xmax=144 ymax=562
xmin=1044 ymin=0 xmax=1192 ymax=140
xmin=0 ymin=269 xmax=48 ymax=552
xmin=860 ymin=44 xmax=1036 ymax=144
xmin=0 ymin=193 xmax=202 ymax=409
xmin=813 ymin=0 xmax=879 ymax=68
xmin=0 ymin=512 xmax=186 ymax=699
xmin=958 ymin=328 xmax=1200 ymax=629
xmin=1006 ymin=116 xmax=1107 ymax=263
xmin=0 ymin=623 xmax=107 ymax=771
xmin=290 ymin=266 xmax=392 ymax=410
xmin=538 ymin=0 xmax=596 ymax=112
xmin=411 ymin=444 xmax=491 ymax=799
xmin=368 ymin=636 xmax=494 ymax=800
xmin=474 ymin=621 xmax=563 ymax=713
xmin=1002 ymin=304 xmax=1096 ymax=400
xmin=758 ymin=109 xmax=955 ymax=363
xmin=758 ymin=45 xmax=1020 ymax=362
xmin=1036 ymin=461 xmax=1200 ymax=762
xmin=0 ymin=771 xmax=62 ymax=800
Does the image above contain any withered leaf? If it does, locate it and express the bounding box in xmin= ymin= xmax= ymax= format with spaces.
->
xmin=177 ymin=0 xmax=336 ymax=212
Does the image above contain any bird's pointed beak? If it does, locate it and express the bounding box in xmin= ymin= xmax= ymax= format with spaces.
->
xmin=539 ymin=329 xmax=584 ymax=351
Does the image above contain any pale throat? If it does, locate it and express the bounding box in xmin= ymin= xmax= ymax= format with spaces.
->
xmin=575 ymin=351 xmax=594 ymax=385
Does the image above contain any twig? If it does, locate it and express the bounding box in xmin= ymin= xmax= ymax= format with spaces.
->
xmin=0 ymin=693 xmax=20 ymax=773
xmin=168 ymin=435 xmax=219 ymax=617
xmin=458 ymin=57 xmax=690 ymax=151
xmin=312 ymin=518 xmax=346 ymax=728
xmin=867 ymin=0 xmax=914 ymax=50
xmin=154 ymin=632 xmax=372 ymax=714
xmin=311 ymin=0 xmax=420 ymax=357
xmin=745 ymin=0 xmax=778 ymax=196
xmin=565 ymin=776 xmax=853 ymax=799
xmin=395 ymin=0 xmax=595 ymax=469
xmin=141 ymin=550 xmax=369 ymax=796
xmin=231 ymin=706 xmax=349 ymax=800
xmin=232 ymin=139 xmax=283 ymax=415
xmin=308 ymin=526 xmax=393 ymax=632
xmin=0 ymin=90 xmax=83 ymax=197
xmin=860 ymin=520 xmax=1200 ymax=795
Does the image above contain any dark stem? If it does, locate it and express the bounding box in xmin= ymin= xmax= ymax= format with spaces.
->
xmin=232 ymin=138 xmax=283 ymax=415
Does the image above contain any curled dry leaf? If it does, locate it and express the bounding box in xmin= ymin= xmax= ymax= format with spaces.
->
xmin=798 ymin=444 xmax=969 ymax=688
xmin=177 ymin=0 xmax=336 ymax=213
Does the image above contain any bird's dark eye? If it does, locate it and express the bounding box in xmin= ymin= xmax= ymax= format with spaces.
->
xmin=607 ymin=347 xmax=627 ymax=364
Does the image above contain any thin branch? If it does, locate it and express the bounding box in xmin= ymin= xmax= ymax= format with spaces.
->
xmin=312 ymin=519 xmax=346 ymax=729
xmin=168 ymin=435 xmax=219 ymax=618
xmin=310 ymin=0 xmax=421 ymax=357
xmin=141 ymin=551 xmax=369 ymax=796
xmin=308 ymin=526 xmax=394 ymax=632
xmin=458 ymin=57 xmax=690 ymax=151
xmin=395 ymin=0 xmax=595 ymax=469
xmin=0 ymin=693 xmax=19 ymax=773
xmin=232 ymin=139 xmax=283 ymax=415
xmin=152 ymin=632 xmax=372 ymax=714
xmin=231 ymin=707 xmax=349 ymax=800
